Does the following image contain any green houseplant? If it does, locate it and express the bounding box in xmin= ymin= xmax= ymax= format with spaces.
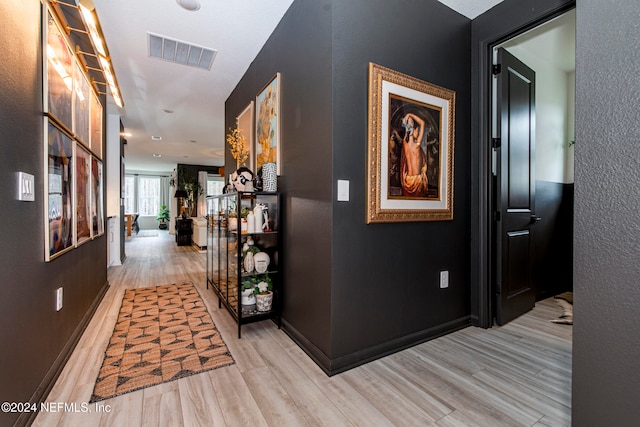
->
xmin=156 ymin=205 xmax=170 ymax=229
xmin=241 ymin=275 xmax=258 ymax=305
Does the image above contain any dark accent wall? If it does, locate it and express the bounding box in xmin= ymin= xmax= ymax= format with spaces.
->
xmin=226 ymin=0 xmax=334 ymax=363
xmin=534 ymin=181 xmax=573 ymax=300
xmin=0 ymin=2 xmax=108 ymax=425
xmin=573 ymin=0 xmax=640 ymax=424
xmin=177 ymin=163 xmax=221 ymax=179
xmin=329 ymin=0 xmax=471 ymax=371
xmin=226 ymin=0 xmax=471 ymax=374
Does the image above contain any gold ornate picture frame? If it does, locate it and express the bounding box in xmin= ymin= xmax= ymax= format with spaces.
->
xmin=367 ymin=63 xmax=455 ymax=223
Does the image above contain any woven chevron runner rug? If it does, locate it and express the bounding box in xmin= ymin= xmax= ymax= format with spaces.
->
xmin=90 ymin=283 xmax=234 ymax=402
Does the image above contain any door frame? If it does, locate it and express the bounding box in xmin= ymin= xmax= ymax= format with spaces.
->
xmin=470 ymin=0 xmax=575 ymax=328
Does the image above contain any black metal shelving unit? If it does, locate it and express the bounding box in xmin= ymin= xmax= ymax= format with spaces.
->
xmin=206 ymin=191 xmax=282 ymax=338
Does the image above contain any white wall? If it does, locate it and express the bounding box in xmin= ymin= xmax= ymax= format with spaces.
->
xmin=106 ymin=111 xmax=122 ymax=266
xmin=566 ymin=71 xmax=575 ymax=182
xmin=506 ymin=45 xmax=574 ymax=184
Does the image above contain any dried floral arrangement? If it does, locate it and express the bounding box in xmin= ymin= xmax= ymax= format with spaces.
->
xmin=226 ymin=124 xmax=248 ymax=166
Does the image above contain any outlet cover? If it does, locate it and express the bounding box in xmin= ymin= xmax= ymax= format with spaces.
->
xmin=440 ymin=271 xmax=449 ymax=289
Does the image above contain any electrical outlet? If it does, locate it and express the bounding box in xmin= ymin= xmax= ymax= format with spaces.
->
xmin=440 ymin=271 xmax=449 ymax=289
xmin=56 ymin=287 xmax=63 ymax=311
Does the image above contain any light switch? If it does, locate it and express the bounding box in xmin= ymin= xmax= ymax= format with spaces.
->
xmin=337 ymin=180 xmax=350 ymax=202
xmin=17 ymin=172 xmax=35 ymax=201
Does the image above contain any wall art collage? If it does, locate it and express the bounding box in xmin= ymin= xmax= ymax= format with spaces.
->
xmin=44 ymin=6 xmax=104 ymax=261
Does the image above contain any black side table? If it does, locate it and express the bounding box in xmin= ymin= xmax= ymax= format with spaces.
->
xmin=175 ymin=218 xmax=193 ymax=246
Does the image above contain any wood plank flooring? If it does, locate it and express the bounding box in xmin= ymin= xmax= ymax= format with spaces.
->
xmin=33 ymin=230 xmax=571 ymax=426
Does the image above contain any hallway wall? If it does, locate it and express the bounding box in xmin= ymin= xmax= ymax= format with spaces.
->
xmin=573 ymin=0 xmax=640 ymax=423
xmin=227 ymin=0 xmax=471 ymax=374
xmin=0 ymin=2 xmax=108 ymax=425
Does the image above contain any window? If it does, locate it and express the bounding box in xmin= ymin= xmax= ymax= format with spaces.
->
xmin=124 ymin=176 xmax=135 ymax=213
xmin=207 ymin=175 xmax=225 ymax=214
xmin=124 ymin=174 xmax=168 ymax=216
xmin=138 ymin=177 xmax=161 ymax=215
xmin=207 ymin=176 xmax=225 ymax=196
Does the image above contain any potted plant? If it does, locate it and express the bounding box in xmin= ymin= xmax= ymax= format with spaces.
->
xmin=156 ymin=205 xmax=170 ymax=229
xmin=253 ymin=274 xmax=273 ymax=312
xmin=228 ymin=206 xmax=251 ymax=232
xmin=241 ymin=275 xmax=258 ymax=306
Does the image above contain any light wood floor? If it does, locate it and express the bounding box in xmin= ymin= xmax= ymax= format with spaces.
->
xmin=34 ymin=230 xmax=572 ymax=427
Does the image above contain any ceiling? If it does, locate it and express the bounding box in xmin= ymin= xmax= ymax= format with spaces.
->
xmin=91 ymin=0 xmax=506 ymax=173
xmin=500 ymin=9 xmax=576 ymax=73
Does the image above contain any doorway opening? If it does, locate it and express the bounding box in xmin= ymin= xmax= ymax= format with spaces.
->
xmin=488 ymin=9 xmax=575 ymax=326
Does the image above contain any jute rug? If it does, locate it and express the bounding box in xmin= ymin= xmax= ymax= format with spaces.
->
xmin=550 ymin=291 xmax=573 ymax=325
xmin=90 ymin=283 xmax=234 ymax=402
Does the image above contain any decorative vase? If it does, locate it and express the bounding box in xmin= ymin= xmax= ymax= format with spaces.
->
xmin=263 ymin=162 xmax=277 ymax=192
xmin=228 ymin=217 xmax=238 ymax=231
xmin=247 ymin=212 xmax=255 ymax=234
xmin=254 ymin=252 xmax=270 ymax=273
xmin=243 ymin=251 xmax=255 ymax=273
xmin=255 ymin=291 xmax=273 ymax=312
xmin=253 ymin=204 xmax=264 ymax=233
xmin=241 ymin=288 xmax=256 ymax=305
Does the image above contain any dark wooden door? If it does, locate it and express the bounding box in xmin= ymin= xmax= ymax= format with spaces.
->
xmin=494 ymin=48 xmax=538 ymax=325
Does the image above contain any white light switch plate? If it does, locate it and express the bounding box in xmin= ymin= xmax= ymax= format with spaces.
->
xmin=56 ymin=287 xmax=63 ymax=311
xmin=18 ymin=172 xmax=35 ymax=201
xmin=337 ymin=180 xmax=349 ymax=202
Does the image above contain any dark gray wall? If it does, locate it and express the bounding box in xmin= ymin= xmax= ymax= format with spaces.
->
xmin=573 ymin=0 xmax=640 ymax=424
xmin=329 ymin=0 xmax=471 ymax=370
xmin=0 ymin=2 xmax=108 ymax=425
xmin=534 ymin=181 xmax=573 ymax=300
xmin=227 ymin=0 xmax=472 ymax=374
xmin=225 ymin=0 xmax=334 ymax=361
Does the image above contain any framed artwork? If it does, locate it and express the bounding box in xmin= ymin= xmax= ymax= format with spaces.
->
xmin=237 ymin=101 xmax=255 ymax=172
xmin=255 ymin=72 xmax=281 ymax=174
xmin=76 ymin=144 xmax=92 ymax=245
xmin=91 ymin=157 xmax=105 ymax=237
xmin=367 ymin=63 xmax=455 ymax=223
xmin=45 ymin=10 xmax=73 ymax=133
xmin=90 ymin=90 xmax=103 ymax=159
xmin=46 ymin=121 xmax=74 ymax=261
xmin=73 ymin=60 xmax=91 ymax=145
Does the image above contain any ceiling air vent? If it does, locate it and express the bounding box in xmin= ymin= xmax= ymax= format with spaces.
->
xmin=147 ymin=32 xmax=217 ymax=70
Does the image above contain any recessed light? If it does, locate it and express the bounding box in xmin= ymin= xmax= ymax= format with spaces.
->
xmin=151 ymin=136 xmax=162 ymax=141
xmin=176 ymin=0 xmax=200 ymax=11
xmin=190 ymin=140 xmax=197 ymax=143
xmin=163 ymin=109 xmax=174 ymax=114
xmin=153 ymin=153 xmax=162 ymax=158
